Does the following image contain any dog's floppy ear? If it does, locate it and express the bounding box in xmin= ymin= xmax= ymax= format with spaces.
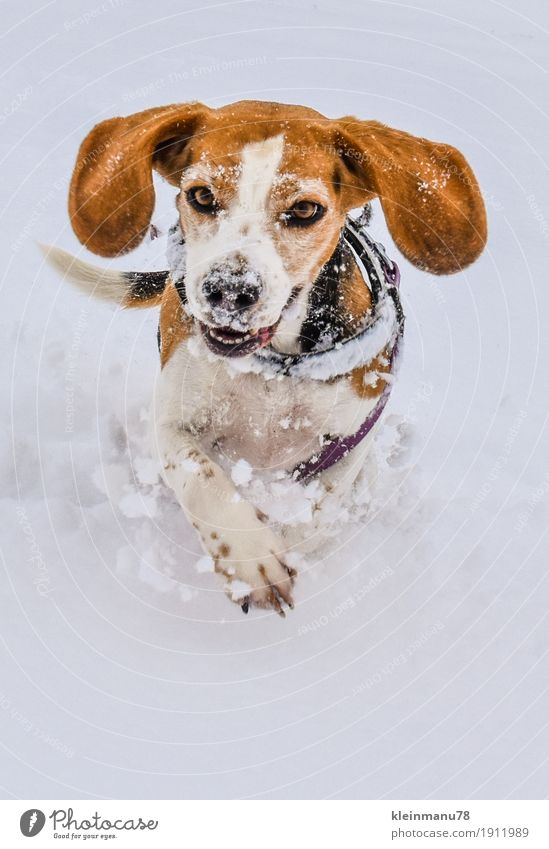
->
xmin=69 ymin=103 xmax=209 ymax=257
xmin=332 ymin=118 xmax=487 ymax=274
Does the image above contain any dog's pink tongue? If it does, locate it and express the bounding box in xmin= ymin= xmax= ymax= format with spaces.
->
xmin=257 ymin=325 xmax=276 ymax=348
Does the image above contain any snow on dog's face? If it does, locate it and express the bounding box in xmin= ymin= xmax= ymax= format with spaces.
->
xmin=68 ymin=100 xmax=487 ymax=358
xmin=177 ymin=134 xmax=345 ymax=357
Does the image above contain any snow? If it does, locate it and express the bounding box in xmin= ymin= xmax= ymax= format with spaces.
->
xmin=165 ymin=222 xmax=186 ymax=286
xmin=254 ymin=296 xmax=399 ymax=379
xmin=230 ymin=459 xmax=253 ymax=486
xmin=195 ymin=556 xmax=215 ymax=574
xmin=1 ymin=0 xmax=549 ymax=801
xmin=229 ymin=580 xmax=253 ymax=602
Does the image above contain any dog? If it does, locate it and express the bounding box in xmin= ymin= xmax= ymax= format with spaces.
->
xmin=46 ymin=100 xmax=487 ymax=616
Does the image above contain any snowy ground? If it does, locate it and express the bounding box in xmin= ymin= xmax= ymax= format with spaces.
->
xmin=1 ymin=0 xmax=548 ymax=800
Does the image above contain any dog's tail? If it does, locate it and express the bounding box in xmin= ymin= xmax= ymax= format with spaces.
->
xmin=39 ymin=244 xmax=169 ymax=308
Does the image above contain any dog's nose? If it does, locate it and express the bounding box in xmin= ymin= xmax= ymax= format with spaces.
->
xmin=201 ymin=260 xmax=262 ymax=315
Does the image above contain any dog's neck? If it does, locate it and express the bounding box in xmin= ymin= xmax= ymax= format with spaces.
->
xmin=167 ymin=211 xmax=373 ymax=358
xmin=270 ymin=234 xmax=372 ymax=355
xmin=269 ymin=287 xmax=311 ymax=354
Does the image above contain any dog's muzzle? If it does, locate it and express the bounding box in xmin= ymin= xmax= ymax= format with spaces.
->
xmin=166 ymin=227 xmax=281 ymax=359
xmin=197 ymin=256 xmax=279 ymax=357
xmin=198 ymin=321 xmax=279 ymax=357
xmin=201 ymin=260 xmax=263 ymax=317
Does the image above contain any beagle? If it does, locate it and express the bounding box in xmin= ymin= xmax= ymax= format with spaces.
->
xmin=47 ymin=100 xmax=487 ymax=616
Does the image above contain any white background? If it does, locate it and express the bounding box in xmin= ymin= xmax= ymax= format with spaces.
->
xmin=4 ymin=800 xmax=549 ymax=846
xmin=0 ymin=0 xmax=548 ymax=800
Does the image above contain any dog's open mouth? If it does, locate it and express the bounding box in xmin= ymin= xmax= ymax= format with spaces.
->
xmin=200 ymin=322 xmax=278 ymax=357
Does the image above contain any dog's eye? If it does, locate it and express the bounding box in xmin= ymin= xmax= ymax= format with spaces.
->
xmin=283 ymin=201 xmax=325 ymax=227
xmin=187 ymin=186 xmax=216 ymax=214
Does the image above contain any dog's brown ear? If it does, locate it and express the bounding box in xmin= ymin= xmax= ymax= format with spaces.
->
xmin=332 ymin=119 xmax=487 ymax=274
xmin=69 ymin=103 xmax=209 ymax=257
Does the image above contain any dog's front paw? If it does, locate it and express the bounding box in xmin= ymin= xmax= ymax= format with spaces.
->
xmin=229 ymin=548 xmax=296 ymax=617
xmin=204 ymin=511 xmax=296 ymax=616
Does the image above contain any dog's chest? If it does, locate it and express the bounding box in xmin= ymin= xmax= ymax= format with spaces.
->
xmin=165 ymin=340 xmax=369 ymax=471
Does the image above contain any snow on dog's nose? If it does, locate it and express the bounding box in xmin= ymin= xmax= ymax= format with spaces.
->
xmin=201 ymin=254 xmax=263 ymax=325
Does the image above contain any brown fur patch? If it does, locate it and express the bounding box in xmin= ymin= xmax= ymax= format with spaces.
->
xmin=338 ymin=260 xmax=372 ymax=332
xmin=69 ymin=104 xmax=208 ymax=256
xmin=158 ymin=282 xmax=193 ymax=367
xmin=334 ymin=118 xmax=487 ymax=274
xmin=350 ymin=347 xmax=392 ymax=399
xmin=214 ymin=561 xmax=233 ymax=580
xmin=123 ymin=290 xmax=164 ymax=309
xmin=69 ymin=100 xmax=486 ymax=273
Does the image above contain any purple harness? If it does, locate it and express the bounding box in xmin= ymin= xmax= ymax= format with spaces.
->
xmin=296 ymin=277 xmax=402 ymax=479
xmin=253 ymin=216 xmax=405 ymax=483
xmin=293 ymin=341 xmax=400 ymax=481
xmin=167 ymin=214 xmax=404 ymax=483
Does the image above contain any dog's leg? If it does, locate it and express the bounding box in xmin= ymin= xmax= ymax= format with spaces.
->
xmin=154 ymin=420 xmax=295 ymax=615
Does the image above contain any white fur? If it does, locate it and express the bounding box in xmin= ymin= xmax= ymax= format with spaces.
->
xmin=271 ymin=286 xmax=311 ymax=353
xmin=47 ymin=139 xmax=394 ymax=614
xmin=151 ymin=330 xmax=382 ymax=605
xmin=157 ymin=333 xmax=379 ymax=470
xmin=39 ymin=244 xmax=127 ymax=304
xmin=183 ymin=135 xmax=294 ymax=331
xmin=151 ymin=345 xmax=301 ymax=608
